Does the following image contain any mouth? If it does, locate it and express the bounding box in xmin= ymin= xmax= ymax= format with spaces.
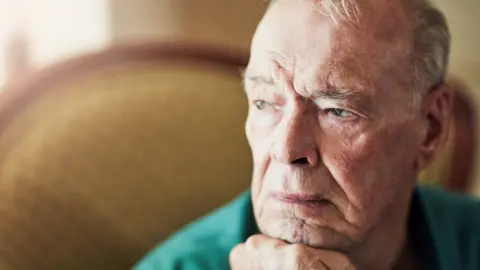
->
xmin=270 ymin=192 xmax=331 ymax=206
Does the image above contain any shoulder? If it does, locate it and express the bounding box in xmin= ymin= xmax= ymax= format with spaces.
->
xmin=417 ymin=185 xmax=480 ymax=269
xmin=134 ymin=191 xmax=256 ymax=270
xmin=418 ymin=185 xmax=480 ymax=225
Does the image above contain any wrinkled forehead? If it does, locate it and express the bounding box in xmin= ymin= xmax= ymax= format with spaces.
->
xmin=249 ymin=0 xmax=413 ymax=90
xmin=250 ymin=0 xmax=334 ymax=70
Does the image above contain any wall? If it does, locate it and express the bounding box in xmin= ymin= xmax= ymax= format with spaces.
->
xmin=172 ymin=0 xmax=265 ymax=51
xmin=0 ymin=0 xmax=110 ymax=86
xmin=26 ymin=0 xmax=110 ymax=67
xmin=110 ymin=0 xmax=265 ymax=51
xmin=110 ymin=0 xmax=181 ymax=42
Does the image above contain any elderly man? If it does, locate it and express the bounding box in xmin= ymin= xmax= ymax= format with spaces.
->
xmin=136 ymin=0 xmax=480 ymax=269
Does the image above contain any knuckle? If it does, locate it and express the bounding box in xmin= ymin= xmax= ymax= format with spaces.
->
xmin=229 ymin=244 xmax=244 ymax=261
xmin=245 ymin=234 xmax=267 ymax=249
xmin=230 ymin=244 xmax=249 ymax=269
xmin=245 ymin=235 xmax=258 ymax=248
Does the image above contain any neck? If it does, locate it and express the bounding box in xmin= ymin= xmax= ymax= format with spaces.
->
xmin=349 ymin=188 xmax=415 ymax=270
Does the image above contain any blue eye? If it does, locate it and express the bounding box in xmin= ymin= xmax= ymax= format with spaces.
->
xmin=327 ymin=108 xmax=354 ymax=117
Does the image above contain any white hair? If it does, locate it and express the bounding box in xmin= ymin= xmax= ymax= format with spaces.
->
xmin=312 ymin=0 xmax=360 ymax=24
xmin=267 ymin=0 xmax=360 ymax=23
xmin=267 ymin=0 xmax=451 ymax=99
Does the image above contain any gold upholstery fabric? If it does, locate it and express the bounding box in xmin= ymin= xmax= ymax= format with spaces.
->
xmin=0 ymin=64 xmax=251 ymax=269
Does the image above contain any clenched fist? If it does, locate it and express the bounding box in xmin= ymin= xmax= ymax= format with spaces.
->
xmin=229 ymin=235 xmax=356 ymax=270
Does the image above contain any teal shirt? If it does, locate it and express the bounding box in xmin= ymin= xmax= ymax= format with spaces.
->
xmin=135 ymin=186 xmax=480 ymax=270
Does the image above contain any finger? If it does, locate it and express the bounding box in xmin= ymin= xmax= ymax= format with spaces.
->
xmin=229 ymin=243 xmax=247 ymax=269
xmin=245 ymin=234 xmax=286 ymax=251
xmin=285 ymin=245 xmax=354 ymax=270
xmin=314 ymin=249 xmax=353 ymax=268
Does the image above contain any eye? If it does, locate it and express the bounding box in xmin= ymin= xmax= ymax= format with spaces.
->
xmin=253 ymin=100 xmax=273 ymax=111
xmin=326 ymin=108 xmax=354 ymax=118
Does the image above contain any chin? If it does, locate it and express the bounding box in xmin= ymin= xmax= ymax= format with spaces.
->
xmin=258 ymin=216 xmax=355 ymax=250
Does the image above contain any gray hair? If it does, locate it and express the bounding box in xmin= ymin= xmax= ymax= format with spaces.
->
xmin=266 ymin=0 xmax=450 ymax=99
xmin=411 ymin=0 xmax=450 ymax=97
xmin=267 ymin=0 xmax=360 ymax=23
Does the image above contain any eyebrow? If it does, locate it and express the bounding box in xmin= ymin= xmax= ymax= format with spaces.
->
xmin=312 ymin=87 xmax=376 ymax=115
xmin=242 ymin=71 xmax=274 ymax=86
xmin=244 ymin=74 xmax=363 ymax=99
xmin=241 ymin=70 xmax=372 ymax=105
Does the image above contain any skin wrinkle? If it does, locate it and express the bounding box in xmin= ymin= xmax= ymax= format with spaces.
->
xmin=330 ymin=1 xmax=415 ymax=103
xmin=317 ymin=110 xmax=359 ymax=237
xmin=269 ymin=0 xmax=449 ymax=99
xmin=247 ymin=42 xmax=378 ymax=121
xmin=236 ymin=0 xmax=452 ymax=269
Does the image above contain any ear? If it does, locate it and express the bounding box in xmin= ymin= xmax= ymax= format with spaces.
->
xmin=415 ymin=84 xmax=454 ymax=170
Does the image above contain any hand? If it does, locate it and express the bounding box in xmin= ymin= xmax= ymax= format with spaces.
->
xmin=229 ymin=234 xmax=356 ymax=270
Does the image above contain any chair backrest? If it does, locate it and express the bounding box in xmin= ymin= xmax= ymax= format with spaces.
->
xmin=0 ymin=42 xmax=251 ymax=269
xmin=445 ymin=82 xmax=477 ymax=192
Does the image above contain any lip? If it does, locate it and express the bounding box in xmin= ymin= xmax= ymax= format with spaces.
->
xmin=270 ymin=192 xmax=330 ymax=205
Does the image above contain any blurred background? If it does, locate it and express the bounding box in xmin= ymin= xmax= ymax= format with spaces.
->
xmin=0 ymin=0 xmax=265 ymax=84
xmin=0 ymin=0 xmax=478 ymax=269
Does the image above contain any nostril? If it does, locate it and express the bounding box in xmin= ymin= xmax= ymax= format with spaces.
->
xmin=291 ymin=157 xmax=309 ymax=165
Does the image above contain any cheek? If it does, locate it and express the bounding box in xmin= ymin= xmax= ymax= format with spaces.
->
xmin=321 ymin=129 xmax=398 ymax=209
xmin=322 ymin=133 xmax=373 ymax=188
xmin=246 ymin=114 xmax=275 ymax=162
xmin=246 ymin=116 xmax=271 ymax=197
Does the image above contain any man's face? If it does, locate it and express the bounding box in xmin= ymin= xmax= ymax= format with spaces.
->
xmin=244 ymin=0 xmax=430 ymax=251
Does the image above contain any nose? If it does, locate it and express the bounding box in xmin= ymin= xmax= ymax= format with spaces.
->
xmin=269 ymin=107 xmax=319 ymax=167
